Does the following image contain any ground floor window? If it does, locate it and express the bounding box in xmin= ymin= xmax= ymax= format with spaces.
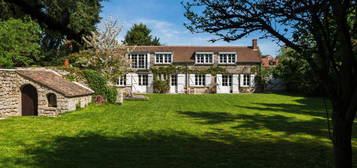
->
xmin=243 ymin=74 xmax=250 ymax=86
xmin=118 ymin=75 xmax=126 ymax=86
xmin=171 ymin=75 xmax=177 ymax=86
xmin=157 ymin=74 xmax=169 ymax=81
xmin=139 ymin=74 xmax=148 ymax=86
xmin=195 ymin=74 xmax=205 ymax=86
xmin=222 ymin=75 xmax=232 ymax=86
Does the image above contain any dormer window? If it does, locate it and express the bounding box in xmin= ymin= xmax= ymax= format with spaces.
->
xmin=155 ymin=52 xmax=172 ymax=64
xmin=195 ymin=52 xmax=213 ymax=64
xmin=129 ymin=53 xmax=148 ymax=69
xmin=219 ymin=52 xmax=236 ymax=64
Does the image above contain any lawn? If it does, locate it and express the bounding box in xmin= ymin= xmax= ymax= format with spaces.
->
xmin=0 ymin=94 xmax=356 ymax=168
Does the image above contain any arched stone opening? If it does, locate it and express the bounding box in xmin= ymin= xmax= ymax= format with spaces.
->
xmin=21 ymin=84 xmax=38 ymax=116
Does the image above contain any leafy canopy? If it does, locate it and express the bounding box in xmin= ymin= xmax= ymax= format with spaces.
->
xmin=1 ymin=0 xmax=104 ymax=51
xmin=0 ymin=18 xmax=42 ymax=68
xmin=123 ymin=23 xmax=161 ymax=46
xmin=273 ymin=48 xmax=321 ymax=95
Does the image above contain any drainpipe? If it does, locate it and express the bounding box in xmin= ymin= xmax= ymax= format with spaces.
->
xmin=185 ymin=62 xmax=189 ymax=94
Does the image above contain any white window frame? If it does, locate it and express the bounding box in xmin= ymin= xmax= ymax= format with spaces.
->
xmin=171 ymin=74 xmax=177 ymax=86
xmin=117 ymin=75 xmax=126 ymax=86
xmin=242 ymin=74 xmax=251 ymax=87
xmin=129 ymin=53 xmax=148 ymax=69
xmin=222 ymin=74 xmax=232 ymax=86
xmin=155 ymin=52 xmax=173 ymax=64
xmin=195 ymin=52 xmax=214 ymax=64
xmin=138 ymin=74 xmax=148 ymax=86
xmin=195 ymin=74 xmax=206 ymax=86
xmin=219 ymin=52 xmax=237 ymax=64
xmin=157 ymin=74 xmax=169 ymax=81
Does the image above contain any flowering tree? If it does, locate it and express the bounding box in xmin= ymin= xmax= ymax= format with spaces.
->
xmin=73 ymin=17 xmax=134 ymax=81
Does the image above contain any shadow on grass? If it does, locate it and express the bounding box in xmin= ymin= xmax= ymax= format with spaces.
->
xmin=235 ymin=96 xmax=330 ymax=118
xmin=178 ymin=111 xmax=328 ymax=138
xmin=0 ymin=131 xmax=332 ymax=168
xmin=235 ymin=103 xmax=326 ymax=118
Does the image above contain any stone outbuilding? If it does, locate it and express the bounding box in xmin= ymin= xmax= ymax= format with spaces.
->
xmin=0 ymin=68 xmax=94 ymax=118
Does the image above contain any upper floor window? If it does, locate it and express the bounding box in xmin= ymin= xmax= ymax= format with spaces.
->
xmin=195 ymin=74 xmax=206 ymax=86
xmin=219 ymin=52 xmax=236 ymax=64
xmin=117 ymin=75 xmax=126 ymax=86
xmin=155 ymin=52 xmax=172 ymax=64
xmin=243 ymin=74 xmax=250 ymax=86
xmin=130 ymin=53 xmax=147 ymax=69
xmin=195 ymin=52 xmax=213 ymax=64
xmin=139 ymin=74 xmax=148 ymax=86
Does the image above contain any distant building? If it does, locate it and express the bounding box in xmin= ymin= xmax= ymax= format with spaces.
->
xmin=261 ymin=55 xmax=279 ymax=68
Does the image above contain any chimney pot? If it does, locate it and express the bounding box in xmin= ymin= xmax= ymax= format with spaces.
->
xmin=252 ymin=39 xmax=258 ymax=50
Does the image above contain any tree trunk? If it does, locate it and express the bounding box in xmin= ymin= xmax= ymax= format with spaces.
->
xmin=332 ymin=107 xmax=353 ymax=168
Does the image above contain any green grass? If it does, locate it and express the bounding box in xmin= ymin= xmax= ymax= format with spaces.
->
xmin=0 ymin=94 xmax=356 ymax=168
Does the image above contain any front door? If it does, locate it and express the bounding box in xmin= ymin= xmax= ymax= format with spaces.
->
xmin=170 ymin=75 xmax=178 ymax=93
xmin=21 ymin=84 xmax=38 ymax=116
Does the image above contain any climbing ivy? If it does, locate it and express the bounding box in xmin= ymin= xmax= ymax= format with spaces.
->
xmin=151 ymin=65 xmax=227 ymax=76
xmin=150 ymin=65 xmax=228 ymax=93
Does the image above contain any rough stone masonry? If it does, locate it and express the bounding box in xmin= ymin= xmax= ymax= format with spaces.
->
xmin=0 ymin=68 xmax=94 ymax=118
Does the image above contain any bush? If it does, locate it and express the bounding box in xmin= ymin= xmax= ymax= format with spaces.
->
xmin=0 ymin=18 xmax=42 ymax=68
xmin=153 ymin=80 xmax=170 ymax=93
xmin=83 ymin=69 xmax=118 ymax=103
xmin=273 ymin=48 xmax=322 ymax=96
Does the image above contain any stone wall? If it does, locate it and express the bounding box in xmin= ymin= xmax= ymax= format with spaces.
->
xmin=66 ymin=95 xmax=92 ymax=111
xmin=0 ymin=69 xmax=92 ymax=118
xmin=0 ymin=70 xmax=20 ymax=118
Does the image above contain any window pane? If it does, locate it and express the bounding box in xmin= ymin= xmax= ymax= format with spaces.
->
xmin=168 ymin=55 xmax=172 ymax=63
xmin=222 ymin=75 xmax=228 ymax=86
xmin=228 ymin=75 xmax=232 ymax=86
xmin=171 ymin=75 xmax=177 ymax=86
xmin=118 ymin=75 xmax=126 ymax=86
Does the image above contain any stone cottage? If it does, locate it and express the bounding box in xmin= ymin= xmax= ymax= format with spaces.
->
xmin=116 ymin=39 xmax=261 ymax=94
xmin=0 ymin=68 xmax=94 ymax=118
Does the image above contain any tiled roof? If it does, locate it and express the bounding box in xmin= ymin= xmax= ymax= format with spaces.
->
xmin=16 ymin=69 xmax=94 ymax=97
xmin=131 ymin=46 xmax=261 ymax=63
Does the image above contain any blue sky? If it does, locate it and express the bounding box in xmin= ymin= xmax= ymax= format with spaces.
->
xmin=100 ymin=0 xmax=281 ymax=56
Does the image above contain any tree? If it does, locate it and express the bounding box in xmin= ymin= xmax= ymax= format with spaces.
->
xmin=123 ymin=23 xmax=161 ymax=46
xmin=0 ymin=18 xmax=42 ymax=68
xmin=1 ymin=0 xmax=104 ymax=52
xmin=273 ymin=48 xmax=322 ymax=95
xmin=183 ymin=0 xmax=356 ymax=167
xmin=73 ymin=17 xmax=132 ymax=81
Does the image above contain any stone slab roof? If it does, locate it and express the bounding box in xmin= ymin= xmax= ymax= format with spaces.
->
xmin=132 ymin=46 xmax=261 ymax=63
xmin=16 ymin=69 xmax=94 ymax=97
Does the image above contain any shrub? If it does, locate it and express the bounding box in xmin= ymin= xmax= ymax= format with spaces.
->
xmin=0 ymin=18 xmax=42 ymax=68
xmin=83 ymin=69 xmax=118 ymax=103
xmin=153 ymin=80 xmax=170 ymax=93
xmin=94 ymin=95 xmax=106 ymax=104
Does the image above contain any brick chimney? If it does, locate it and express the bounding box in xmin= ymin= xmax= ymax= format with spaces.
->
xmin=252 ymin=39 xmax=258 ymax=50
